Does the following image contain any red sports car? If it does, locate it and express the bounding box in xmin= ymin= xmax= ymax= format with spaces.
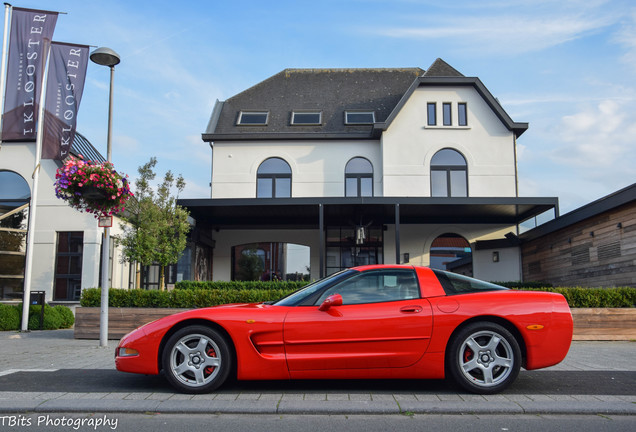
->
xmin=115 ymin=265 xmax=573 ymax=394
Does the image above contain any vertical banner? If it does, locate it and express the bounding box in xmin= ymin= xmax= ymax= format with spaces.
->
xmin=41 ymin=42 xmax=89 ymax=160
xmin=1 ymin=7 xmax=58 ymax=141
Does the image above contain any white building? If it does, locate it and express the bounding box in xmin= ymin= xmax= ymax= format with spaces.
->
xmin=180 ymin=59 xmax=558 ymax=282
xmin=0 ymin=133 xmax=132 ymax=303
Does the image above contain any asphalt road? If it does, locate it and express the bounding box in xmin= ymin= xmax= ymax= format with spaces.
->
xmin=0 ymin=368 xmax=634 ymax=396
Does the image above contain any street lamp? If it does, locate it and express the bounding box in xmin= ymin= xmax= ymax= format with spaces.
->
xmin=91 ymin=47 xmax=120 ymax=348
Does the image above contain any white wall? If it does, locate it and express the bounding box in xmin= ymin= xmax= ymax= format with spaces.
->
xmin=0 ymin=142 xmax=131 ymax=301
xmin=381 ymin=86 xmax=517 ymax=197
xmin=473 ymin=247 xmax=521 ymax=282
xmin=211 ymin=140 xmax=382 ymax=198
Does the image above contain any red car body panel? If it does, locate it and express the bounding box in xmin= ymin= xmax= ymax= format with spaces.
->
xmin=115 ymin=265 xmax=573 ymax=383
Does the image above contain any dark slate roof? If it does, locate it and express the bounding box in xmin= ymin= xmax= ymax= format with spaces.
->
xmin=203 ymin=59 xmax=528 ymax=141
xmin=423 ymin=58 xmax=464 ymax=77
xmin=204 ymin=68 xmax=423 ymax=141
xmin=70 ymin=132 xmax=105 ymax=163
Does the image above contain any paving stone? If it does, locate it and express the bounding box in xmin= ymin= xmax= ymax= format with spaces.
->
xmin=257 ymin=393 xmax=283 ymax=401
xmin=280 ymin=393 xmax=304 ymax=401
xmin=167 ymin=393 xmax=194 ymax=400
xmin=236 ymin=393 xmax=261 ymax=400
xmin=214 ymin=393 xmax=240 ymax=400
xmin=370 ymin=394 xmax=395 ymax=402
xmin=123 ymin=392 xmax=154 ymax=400
xmin=304 ymin=393 xmax=327 ymax=401
xmin=326 ymin=393 xmax=349 ymax=401
xmin=349 ymin=393 xmax=372 ymax=401
xmin=436 ymin=394 xmax=463 ymax=401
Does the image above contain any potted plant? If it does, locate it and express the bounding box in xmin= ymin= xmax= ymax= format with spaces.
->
xmin=54 ymin=155 xmax=133 ymax=217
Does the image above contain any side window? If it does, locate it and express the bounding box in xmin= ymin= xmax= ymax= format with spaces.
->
xmin=316 ymin=269 xmax=420 ymax=305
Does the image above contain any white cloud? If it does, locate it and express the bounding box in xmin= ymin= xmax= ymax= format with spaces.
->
xmin=548 ymin=99 xmax=636 ymax=191
xmin=613 ymin=9 xmax=636 ymax=70
xmin=372 ymin=5 xmax=616 ymax=55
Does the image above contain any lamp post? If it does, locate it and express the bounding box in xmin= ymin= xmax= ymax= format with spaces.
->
xmin=90 ymin=47 xmax=120 ymax=348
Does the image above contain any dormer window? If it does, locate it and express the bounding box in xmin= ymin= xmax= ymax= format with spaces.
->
xmin=291 ymin=111 xmax=321 ymax=125
xmin=237 ymin=111 xmax=269 ymax=125
xmin=345 ymin=111 xmax=375 ymax=125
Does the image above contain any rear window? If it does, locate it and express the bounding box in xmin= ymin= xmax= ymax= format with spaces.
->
xmin=432 ymin=269 xmax=508 ymax=296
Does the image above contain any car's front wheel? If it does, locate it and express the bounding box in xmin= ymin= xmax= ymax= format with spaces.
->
xmin=447 ymin=322 xmax=521 ymax=394
xmin=161 ymin=325 xmax=232 ymax=393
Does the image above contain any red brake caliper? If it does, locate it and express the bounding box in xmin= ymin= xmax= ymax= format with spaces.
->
xmin=463 ymin=348 xmax=473 ymax=363
xmin=204 ymin=348 xmax=216 ymax=375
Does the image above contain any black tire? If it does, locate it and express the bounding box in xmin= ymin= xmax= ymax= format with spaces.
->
xmin=447 ymin=321 xmax=521 ymax=394
xmin=161 ymin=325 xmax=232 ymax=394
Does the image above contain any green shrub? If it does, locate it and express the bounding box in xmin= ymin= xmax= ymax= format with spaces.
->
xmin=80 ymin=285 xmax=636 ymax=309
xmin=493 ymin=281 xmax=553 ymax=289
xmin=515 ymin=287 xmax=636 ymax=308
xmin=0 ymin=304 xmax=75 ymax=331
xmin=0 ymin=304 xmax=20 ymax=331
xmin=54 ymin=305 xmax=75 ymax=328
xmin=27 ymin=305 xmax=64 ymax=330
xmin=175 ymin=280 xmax=308 ymax=291
xmin=81 ymin=287 xmax=297 ymax=308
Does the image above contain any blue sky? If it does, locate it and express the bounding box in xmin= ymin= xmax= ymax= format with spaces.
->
xmin=5 ymin=0 xmax=636 ymax=214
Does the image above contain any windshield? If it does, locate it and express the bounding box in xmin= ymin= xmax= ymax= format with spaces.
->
xmin=273 ymin=269 xmax=356 ymax=306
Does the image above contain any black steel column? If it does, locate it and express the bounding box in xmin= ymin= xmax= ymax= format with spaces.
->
xmin=395 ymin=203 xmax=401 ymax=264
xmin=319 ymin=204 xmax=325 ymax=278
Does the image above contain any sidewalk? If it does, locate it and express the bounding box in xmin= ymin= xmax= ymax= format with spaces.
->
xmin=0 ymin=329 xmax=634 ymax=415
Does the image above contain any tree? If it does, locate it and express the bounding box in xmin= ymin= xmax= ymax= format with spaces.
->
xmin=236 ymin=246 xmax=264 ymax=281
xmin=114 ymin=158 xmax=190 ymax=290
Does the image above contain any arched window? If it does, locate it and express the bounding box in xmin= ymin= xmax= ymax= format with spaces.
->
xmin=345 ymin=157 xmax=373 ymax=197
xmin=257 ymin=158 xmax=291 ymax=198
xmin=430 ymin=233 xmax=472 ymax=276
xmin=431 ymin=149 xmax=468 ymax=197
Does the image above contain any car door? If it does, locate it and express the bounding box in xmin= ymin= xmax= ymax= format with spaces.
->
xmin=283 ymin=268 xmax=433 ymax=371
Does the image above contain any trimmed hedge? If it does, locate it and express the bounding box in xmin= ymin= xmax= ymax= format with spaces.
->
xmin=175 ymin=280 xmax=308 ymax=291
xmin=0 ymin=303 xmax=75 ymax=331
xmin=80 ymin=285 xmax=636 ymax=309
xmin=515 ymin=287 xmax=636 ymax=308
xmin=80 ymin=287 xmax=298 ymax=309
xmin=494 ymin=281 xmax=553 ymax=289
xmin=0 ymin=304 xmax=20 ymax=330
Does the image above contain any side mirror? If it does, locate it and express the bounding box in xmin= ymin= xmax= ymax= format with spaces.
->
xmin=318 ymin=294 xmax=343 ymax=311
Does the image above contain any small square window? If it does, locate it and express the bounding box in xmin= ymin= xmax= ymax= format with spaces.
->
xmin=291 ymin=111 xmax=321 ymax=125
xmin=443 ymin=103 xmax=452 ymax=126
xmin=345 ymin=111 xmax=375 ymax=124
xmin=427 ymin=103 xmax=437 ymax=126
xmin=237 ymin=111 xmax=269 ymax=125
xmin=458 ymin=103 xmax=467 ymax=126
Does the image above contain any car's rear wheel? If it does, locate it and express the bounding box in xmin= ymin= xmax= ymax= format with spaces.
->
xmin=162 ymin=325 xmax=231 ymax=393
xmin=447 ymin=322 xmax=521 ymax=394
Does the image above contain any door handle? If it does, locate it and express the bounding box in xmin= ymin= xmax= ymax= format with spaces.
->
xmin=400 ymin=305 xmax=422 ymax=313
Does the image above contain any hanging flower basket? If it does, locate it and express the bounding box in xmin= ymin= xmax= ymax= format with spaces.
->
xmin=54 ymin=155 xmax=133 ymax=218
